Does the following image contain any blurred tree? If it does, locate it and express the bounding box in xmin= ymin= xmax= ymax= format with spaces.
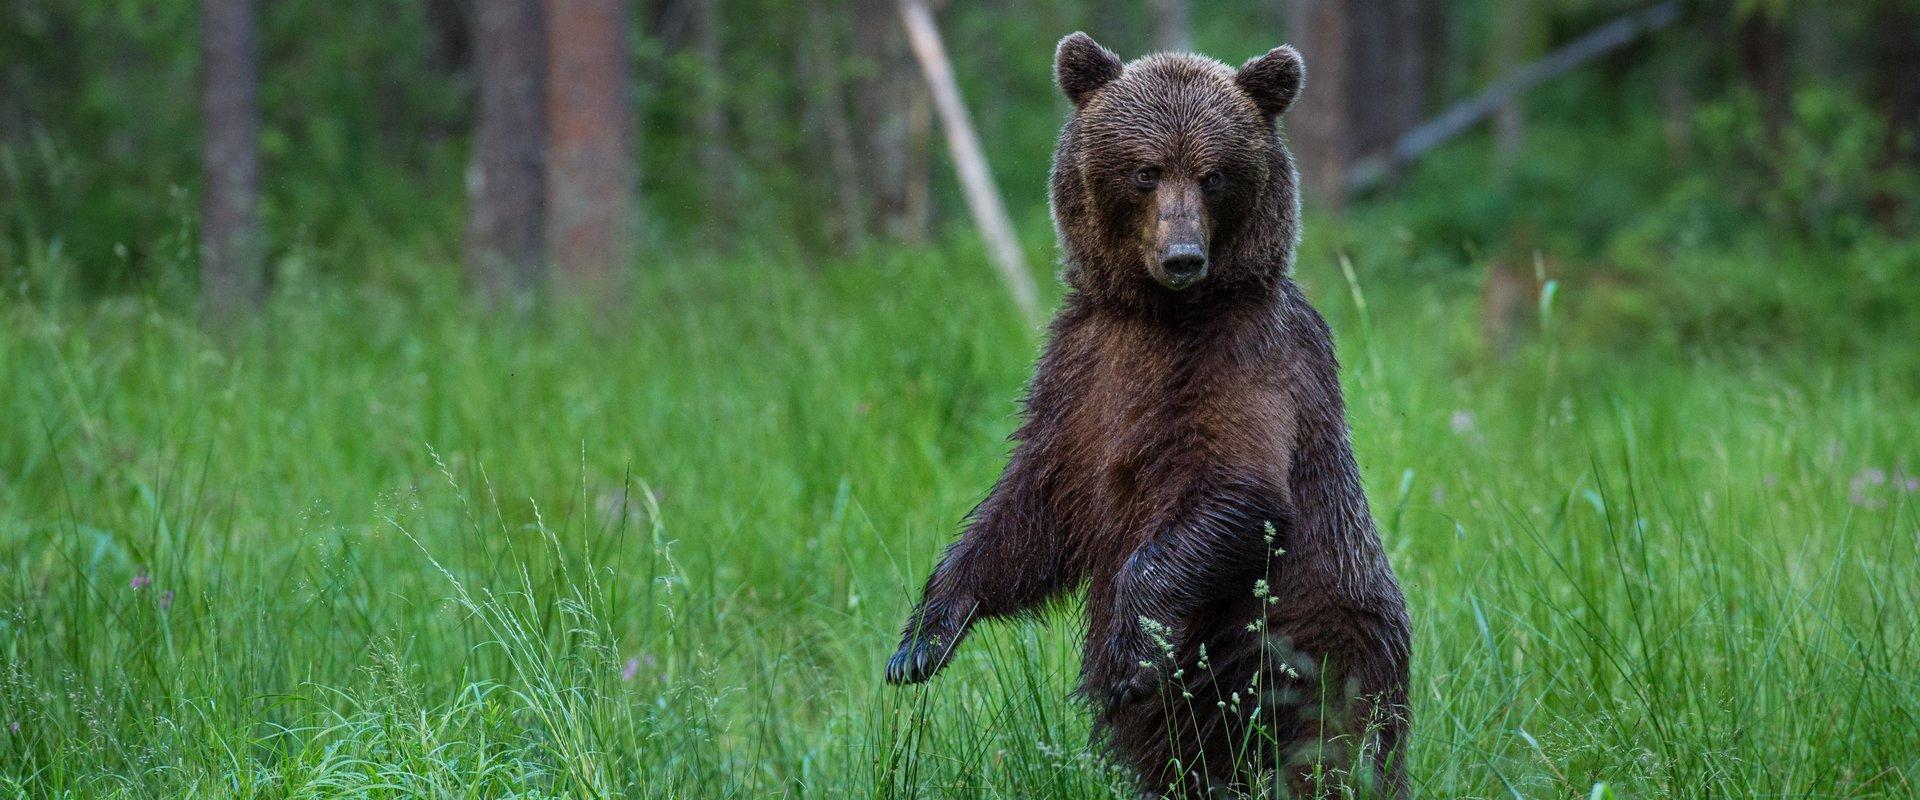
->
xmin=424 ymin=0 xmax=473 ymax=75
xmin=547 ymin=0 xmax=637 ymax=294
xmin=1491 ymin=0 xmax=1536 ymax=178
xmin=201 ymin=0 xmax=265 ymax=319
xmin=803 ymin=0 xmax=871 ymax=251
xmin=1148 ymin=0 xmax=1191 ymax=53
xmin=1868 ymin=1 xmax=1919 ymax=229
xmin=467 ymin=0 xmax=548 ymax=305
xmin=1870 ymin=2 xmax=1919 ymax=167
xmin=691 ymin=0 xmax=731 ymax=231
xmin=1737 ymin=6 xmax=1790 ymax=147
xmin=1383 ymin=0 xmax=1443 ymax=148
xmin=1286 ymin=0 xmax=1352 ymax=209
xmin=853 ymin=0 xmax=932 ymax=242
xmin=1286 ymin=0 xmax=1442 ymax=211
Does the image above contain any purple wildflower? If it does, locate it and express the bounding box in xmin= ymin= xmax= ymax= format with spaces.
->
xmin=1849 ymin=468 xmax=1888 ymax=509
xmin=1449 ymin=410 xmax=1478 ymax=436
xmin=159 ymin=589 xmax=174 ymax=610
xmin=7 ymin=721 xmax=17 ymax=734
xmin=621 ymin=657 xmax=641 ymax=681
xmin=130 ymin=572 xmax=151 ymax=590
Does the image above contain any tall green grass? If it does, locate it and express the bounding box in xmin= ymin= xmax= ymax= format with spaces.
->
xmin=2 ymin=240 xmax=1916 ymax=797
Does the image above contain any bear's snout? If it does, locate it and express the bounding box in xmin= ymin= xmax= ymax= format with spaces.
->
xmin=1156 ymin=244 xmax=1208 ymax=290
xmin=1150 ymin=181 xmax=1209 ymax=290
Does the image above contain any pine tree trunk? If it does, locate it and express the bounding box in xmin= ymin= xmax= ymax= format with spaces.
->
xmin=1869 ymin=1 xmax=1919 ymax=228
xmin=1491 ymin=0 xmax=1530 ymax=178
xmin=692 ymin=0 xmax=730 ymax=231
xmin=466 ymin=0 xmax=547 ymax=307
xmin=853 ymin=0 xmax=931 ymax=241
xmin=1287 ymin=0 xmax=1356 ymax=210
xmin=1739 ymin=12 xmax=1791 ymax=147
xmin=803 ymin=0 xmax=869 ymax=252
xmin=1286 ymin=0 xmax=1440 ymax=210
xmin=1871 ymin=2 xmax=1920 ymax=166
xmin=547 ymin=0 xmax=637 ymax=295
xmin=200 ymin=0 xmax=264 ymax=320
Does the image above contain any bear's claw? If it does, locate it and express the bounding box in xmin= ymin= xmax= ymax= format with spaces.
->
xmin=885 ymin=636 xmax=949 ymax=685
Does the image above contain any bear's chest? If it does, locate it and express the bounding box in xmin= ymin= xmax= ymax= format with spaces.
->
xmin=1054 ymin=327 xmax=1295 ymax=521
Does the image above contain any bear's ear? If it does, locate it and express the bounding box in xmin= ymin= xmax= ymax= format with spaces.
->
xmin=1055 ymin=32 xmax=1123 ymax=109
xmin=1235 ymin=45 xmax=1304 ymax=118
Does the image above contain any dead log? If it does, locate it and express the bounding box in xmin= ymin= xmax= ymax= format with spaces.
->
xmin=1348 ymin=0 xmax=1680 ymax=193
xmin=898 ymin=0 xmax=1042 ymax=328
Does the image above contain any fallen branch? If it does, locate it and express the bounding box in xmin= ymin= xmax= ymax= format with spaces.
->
xmin=1348 ymin=0 xmax=1681 ymax=193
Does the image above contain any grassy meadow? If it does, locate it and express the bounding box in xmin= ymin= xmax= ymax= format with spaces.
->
xmin=2 ymin=228 xmax=1918 ymax=798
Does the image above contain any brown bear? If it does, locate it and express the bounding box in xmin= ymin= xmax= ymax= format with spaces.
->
xmin=885 ymin=32 xmax=1411 ymax=799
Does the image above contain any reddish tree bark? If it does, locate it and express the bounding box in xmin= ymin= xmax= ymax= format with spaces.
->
xmin=546 ymin=0 xmax=637 ymax=295
xmin=200 ymin=0 xmax=264 ymax=320
xmin=467 ymin=0 xmax=548 ymax=305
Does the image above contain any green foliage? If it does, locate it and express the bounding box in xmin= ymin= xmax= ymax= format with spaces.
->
xmin=4 ymin=239 xmax=1919 ymax=796
xmin=1655 ymin=87 xmax=1917 ymax=245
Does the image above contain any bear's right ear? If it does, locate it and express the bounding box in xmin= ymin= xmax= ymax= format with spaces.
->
xmin=1235 ymin=45 xmax=1304 ymax=118
xmin=1055 ymin=32 xmax=1123 ymax=109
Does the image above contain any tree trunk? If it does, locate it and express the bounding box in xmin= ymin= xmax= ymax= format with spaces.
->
xmin=854 ymin=0 xmax=931 ymax=241
xmin=423 ymin=0 xmax=472 ymax=77
xmin=1149 ymin=0 xmax=1192 ymax=53
xmin=466 ymin=0 xmax=547 ymax=306
xmin=1738 ymin=11 xmax=1791 ymax=147
xmin=1869 ymin=1 xmax=1920 ymax=228
xmin=898 ymin=0 xmax=1040 ymax=327
xmin=1871 ymin=2 xmax=1920 ymax=166
xmin=1286 ymin=0 xmax=1356 ymax=210
xmin=200 ymin=0 xmax=264 ymax=320
xmin=1286 ymin=0 xmax=1440 ymax=210
xmin=692 ymin=0 xmax=731 ymax=232
xmin=1382 ymin=0 xmax=1439 ymax=149
xmin=803 ymin=0 xmax=869 ymax=252
xmin=547 ymin=0 xmax=637 ymax=295
xmin=1491 ymin=0 xmax=1531 ymax=178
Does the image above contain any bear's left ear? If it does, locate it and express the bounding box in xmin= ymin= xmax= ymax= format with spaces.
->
xmin=1235 ymin=45 xmax=1304 ymax=118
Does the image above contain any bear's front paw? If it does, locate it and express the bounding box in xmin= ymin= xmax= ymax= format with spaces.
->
xmin=1099 ymin=620 xmax=1173 ymax=706
xmin=885 ymin=632 xmax=954 ymax=685
xmin=1106 ymin=662 xmax=1163 ymax=706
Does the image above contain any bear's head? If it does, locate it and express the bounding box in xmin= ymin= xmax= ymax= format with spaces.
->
xmin=1049 ymin=32 xmax=1303 ymax=310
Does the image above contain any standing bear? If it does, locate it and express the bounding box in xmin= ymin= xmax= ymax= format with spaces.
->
xmin=885 ymin=33 xmax=1411 ymax=799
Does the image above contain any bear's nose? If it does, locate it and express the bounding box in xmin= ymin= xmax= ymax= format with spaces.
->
xmin=1158 ymin=245 xmax=1208 ymax=289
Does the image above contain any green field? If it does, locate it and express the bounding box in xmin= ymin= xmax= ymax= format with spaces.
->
xmin=3 ymin=230 xmax=1916 ymax=798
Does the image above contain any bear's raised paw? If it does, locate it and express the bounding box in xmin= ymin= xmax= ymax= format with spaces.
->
xmin=885 ymin=634 xmax=954 ymax=685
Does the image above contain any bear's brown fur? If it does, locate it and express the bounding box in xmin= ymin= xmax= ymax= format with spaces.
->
xmin=886 ymin=33 xmax=1411 ymax=798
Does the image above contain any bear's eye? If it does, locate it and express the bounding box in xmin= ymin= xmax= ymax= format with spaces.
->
xmin=1200 ymin=171 xmax=1225 ymax=194
xmin=1131 ymin=168 xmax=1159 ymax=192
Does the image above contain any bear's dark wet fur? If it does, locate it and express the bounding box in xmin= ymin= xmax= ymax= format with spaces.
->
xmin=886 ymin=32 xmax=1411 ymax=798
